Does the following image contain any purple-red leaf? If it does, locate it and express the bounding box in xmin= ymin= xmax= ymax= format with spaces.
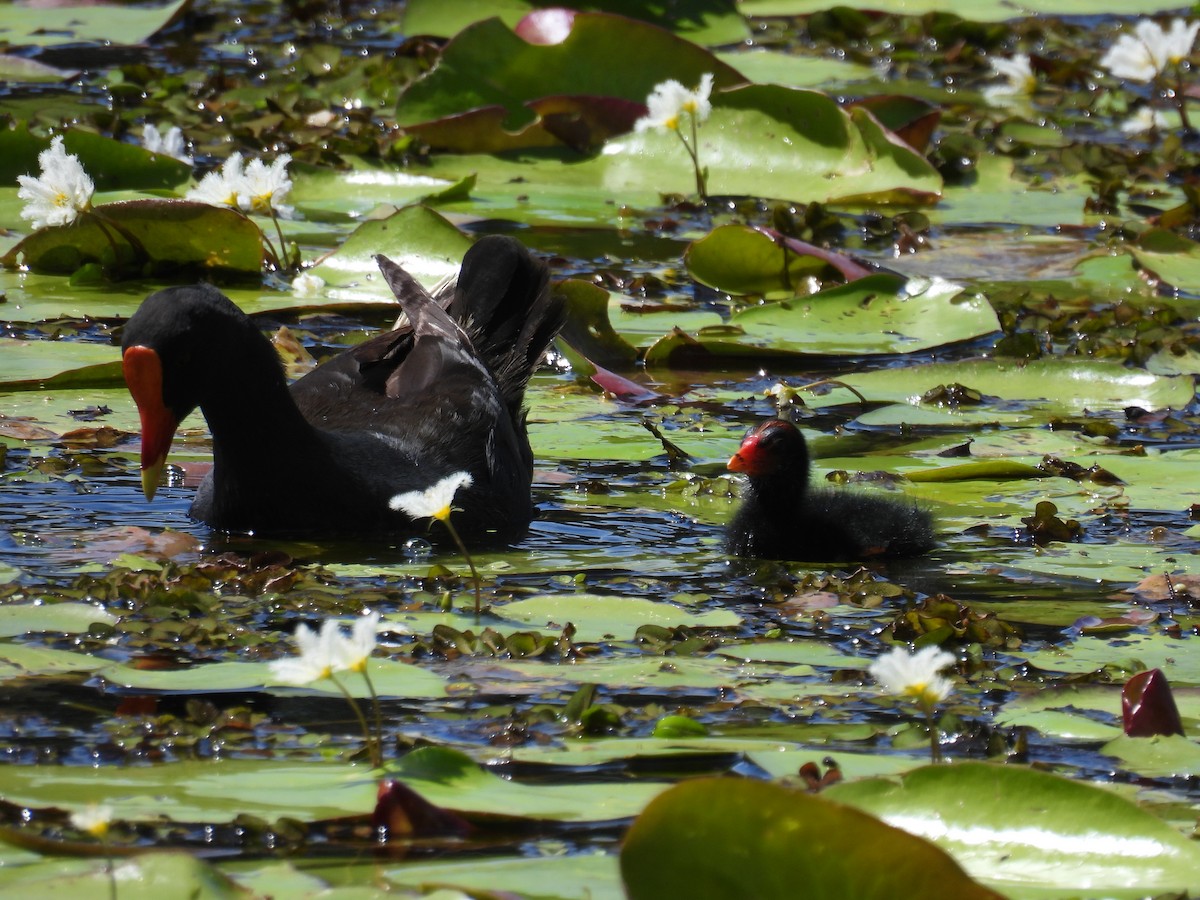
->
xmin=372 ymin=780 xmax=474 ymax=840
xmin=1123 ymin=669 xmax=1186 ymax=738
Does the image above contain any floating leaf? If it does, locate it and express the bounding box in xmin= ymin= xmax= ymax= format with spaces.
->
xmin=621 ymin=777 xmax=1001 ymax=900
xmin=308 ymin=205 xmax=472 ymax=299
xmin=642 ymin=273 xmax=997 ymax=367
xmin=2 ymin=200 xmax=263 ymax=277
xmin=497 ymin=593 xmax=741 ymax=642
xmin=396 ymin=14 xmax=744 ymax=150
xmin=402 ymin=0 xmax=751 ymax=46
xmin=0 ymin=0 xmax=192 ymax=48
xmin=600 ymin=85 xmax=942 ymax=204
xmin=686 ymin=224 xmax=874 ymax=296
xmin=827 ymin=762 xmax=1200 ymax=895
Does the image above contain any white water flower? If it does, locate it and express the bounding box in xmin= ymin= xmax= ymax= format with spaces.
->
xmin=141 ymin=124 xmax=193 ymax=165
xmin=239 ymin=154 xmax=293 ymax=218
xmin=982 ymin=53 xmax=1036 ymax=102
xmin=70 ymin=803 xmax=114 ymax=838
xmin=390 ymin=472 xmax=474 ymax=522
xmin=16 ymin=136 xmax=95 ymax=230
xmin=269 ymin=619 xmax=340 ymax=685
xmin=635 ymin=73 xmax=714 ymax=132
xmin=869 ymin=645 xmax=955 ymax=708
xmin=334 ymin=611 xmax=381 ymax=674
xmin=291 ymin=271 xmax=325 ymax=296
xmin=1101 ymin=18 xmax=1200 ymax=82
xmin=271 ymin=612 xmax=385 ymax=684
xmin=186 ymin=152 xmax=245 ymax=209
xmin=1121 ymin=106 xmax=1170 ymax=134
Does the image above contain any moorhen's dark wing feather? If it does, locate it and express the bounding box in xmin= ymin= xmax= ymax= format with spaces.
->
xmin=121 ymin=235 xmax=563 ymax=543
xmin=725 ymin=419 xmax=934 ymax=561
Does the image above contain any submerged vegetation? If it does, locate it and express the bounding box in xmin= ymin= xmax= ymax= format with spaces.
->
xmin=3 ymin=0 xmax=1200 ymax=896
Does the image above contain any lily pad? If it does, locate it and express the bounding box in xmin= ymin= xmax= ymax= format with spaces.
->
xmin=396 ymin=14 xmax=744 ymax=150
xmin=2 ymin=200 xmax=263 ymax=277
xmin=496 ymin=593 xmax=742 ymax=642
xmin=402 ymin=0 xmax=751 ymax=47
xmin=621 ymin=777 xmax=1001 ymax=900
xmin=0 ymin=0 xmax=191 ymax=48
xmin=307 ymin=204 xmax=473 ymax=299
xmin=642 ymin=273 xmax=998 ymax=366
xmin=0 ymin=602 xmax=117 ymax=637
xmin=826 ymin=762 xmax=1200 ymax=897
xmin=738 ymin=0 xmax=1183 ymax=22
xmin=599 ymin=85 xmax=942 ymax=204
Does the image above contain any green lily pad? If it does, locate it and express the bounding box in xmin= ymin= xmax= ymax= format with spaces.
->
xmin=1127 ymin=228 xmax=1200 ymax=293
xmin=642 ymin=273 xmax=997 ymax=366
xmin=621 ymin=777 xmax=1001 ymax=900
xmin=600 ymin=85 xmax=941 ymax=204
xmin=0 ymin=0 xmax=191 ymax=48
xmin=94 ymin=656 xmax=449 ymax=699
xmin=1009 ymin=634 xmax=1200 ymax=685
xmin=496 ymin=593 xmax=741 ymax=642
xmin=0 ymin=127 xmax=190 ymax=193
xmin=685 ymin=224 xmax=844 ymax=296
xmin=2 ymin=200 xmax=263 ymax=277
xmin=385 ymin=746 xmax=668 ymax=821
xmin=0 ymin=643 xmax=108 ymax=681
xmin=307 ymin=205 xmax=473 ymax=299
xmin=826 ymin=762 xmax=1200 ymax=897
xmin=731 ymin=273 xmax=995 ymax=353
xmin=0 ymin=602 xmax=117 ymax=637
xmin=0 ymin=758 xmax=378 ymax=822
xmin=0 ymin=339 xmax=120 ymax=391
xmin=738 ymin=0 xmax=1182 ymax=22
xmin=0 ymin=851 xmax=240 ymax=900
xmin=1101 ymin=734 xmax=1200 ymax=778
xmin=384 ymin=854 xmax=624 ymax=900
xmin=803 ymin=359 xmax=1194 ymax=414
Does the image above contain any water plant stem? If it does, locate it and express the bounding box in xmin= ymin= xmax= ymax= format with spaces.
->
xmin=329 ymin=672 xmax=381 ymax=768
xmin=440 ymin=517 xmax=482 ymax=619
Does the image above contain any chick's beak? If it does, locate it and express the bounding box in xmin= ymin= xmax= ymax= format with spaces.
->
xmin=122 ymin=345 xmax=177 ymax=501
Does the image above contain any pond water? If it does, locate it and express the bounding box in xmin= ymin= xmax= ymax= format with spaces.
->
xmin=2 ymin=1 xmax=1200 ymax=896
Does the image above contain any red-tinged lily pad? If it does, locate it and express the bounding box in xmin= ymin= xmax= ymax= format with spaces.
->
xmin=620 ymin=777 xmax=1003 ymax=900
xmin=1123 ymin=668 xmax=1186 ymax=738
xmin=405 ymin=95 xmax=646 ymax=154
xmin=1071 ymin=609 xmax=1158 ymax=636
xmin=372 ymin=779 xmax=474 ymax=839
xmin=849 ymin=94 xmax=941 ymax=153
xmin=402 ymin=0 xmax=750 ymax=46
xmin=2 ymin=200 xmax=263 ymax=278
xmin=395 ymin=14 xmax=744 ymax=151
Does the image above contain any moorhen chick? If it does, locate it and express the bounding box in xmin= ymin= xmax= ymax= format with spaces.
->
xmin=726 ymin=419 xmax=934 ymax=561
xmin=121 ymin=235 xmax=564 ymax=543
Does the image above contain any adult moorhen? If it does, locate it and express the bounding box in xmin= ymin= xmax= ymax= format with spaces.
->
xmin=726 ymin=419 xmax=934 ymax=561
xmin=121 ymin=235 xmax=564 ymax=543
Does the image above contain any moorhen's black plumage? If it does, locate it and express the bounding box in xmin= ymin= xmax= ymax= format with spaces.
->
xmin=725 ymin=419 xmax=934 ymax=561
xmin=121 ymin=235 xmax=564 ymax=543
